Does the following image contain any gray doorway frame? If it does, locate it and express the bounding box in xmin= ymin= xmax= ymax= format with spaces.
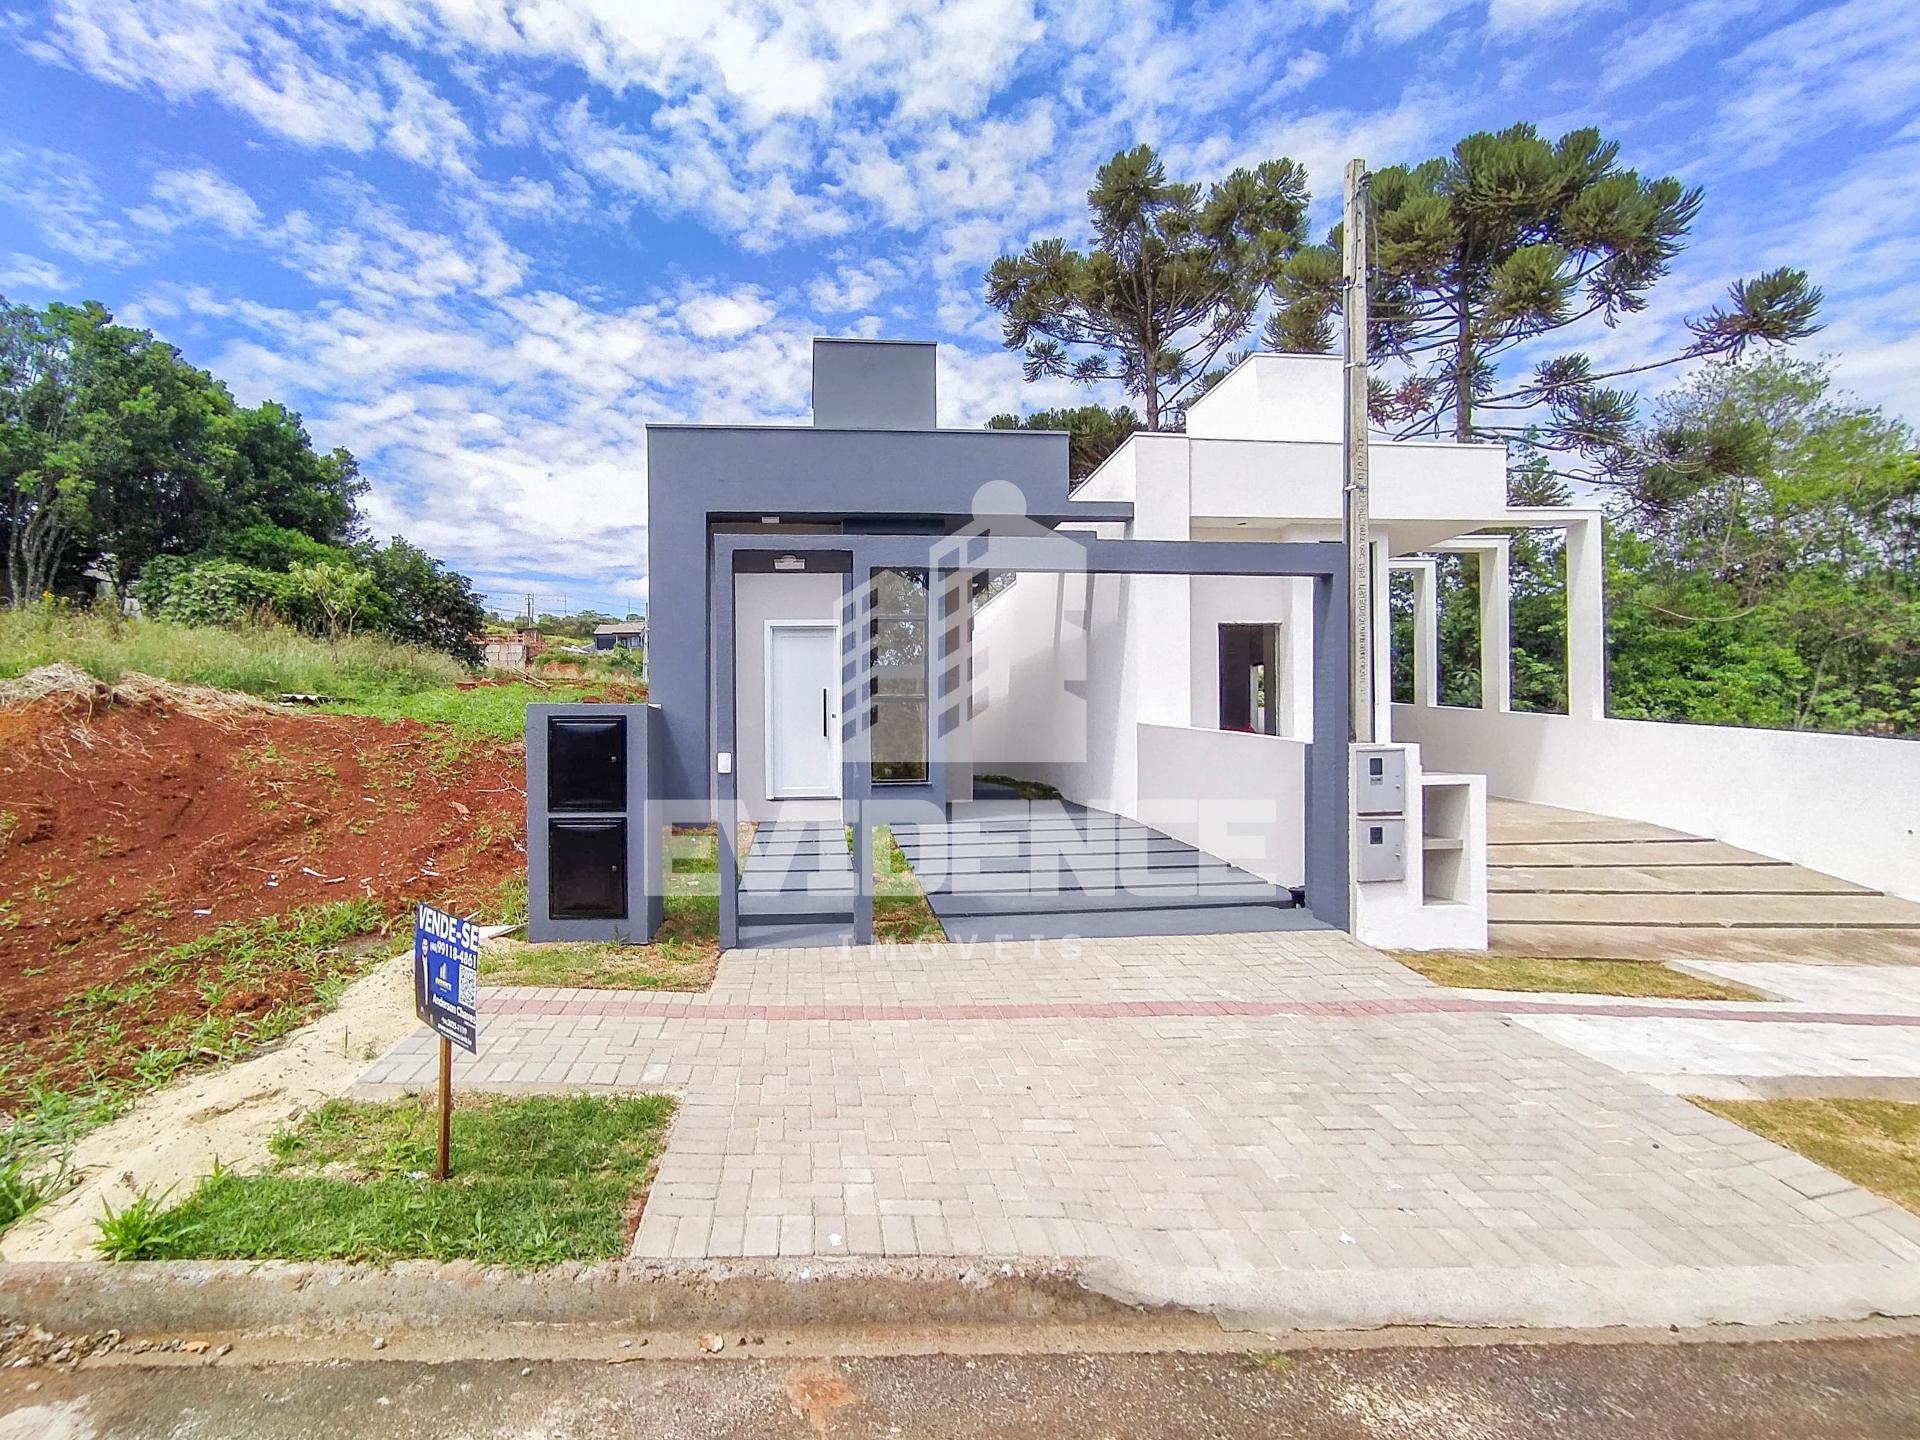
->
xmin=710 ymin=530 xmax=1351 ymax=947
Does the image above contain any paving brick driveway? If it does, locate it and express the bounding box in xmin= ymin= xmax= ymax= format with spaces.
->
xmin=359 ymin=932 xmax=1920 ymax=1328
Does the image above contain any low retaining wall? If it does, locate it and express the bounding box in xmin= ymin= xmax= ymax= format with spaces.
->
xmin=1133 ymin=725 xmax=1308 ymax=887
xmin=1393 ymin=703 xmax=1920 ymax=901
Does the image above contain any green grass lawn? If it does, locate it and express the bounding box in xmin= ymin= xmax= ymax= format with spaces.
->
xmin=0 ymin=611 xmax=636 ymax=742
xmin=873 ymin=826 xmax=945 ymax=943
xmin=102 ymin=1093 xmax=676 ymax=1264
xmin=2 ymin=900 xmax=396 ymax=1235
xmin=325 ymin=681 xmax=624 ymax=741
xmin=481 ymin=936 xmax=716 ymax=989
xmin=1389 ymin=950 xmax=1768 ymax=1001
xmin=1695 ymin=1098 xmax=1920 ymax=1215
xmin=0 ymin=608 xmax=463 ymax=697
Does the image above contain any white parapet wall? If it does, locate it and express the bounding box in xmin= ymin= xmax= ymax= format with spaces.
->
xmin=1134 ymin=724 xmax=1309 ymax=886
xmin=1392 ymin=703 xmax=1920 ymax=903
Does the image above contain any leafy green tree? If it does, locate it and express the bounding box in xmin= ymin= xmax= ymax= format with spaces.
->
xmin=1 ymin=298 xmax=368 ymax=601
xmin=368 ymin=538 xmax=485 ymax=665
xmin=215 ymin=522 xmax=354 ymax=573
xmin=986 ymin=405 xmax=1140 ymax=482
xmin=1264 ymin=124 xmax=1822 ymax=474
xmin=284 ymin=559 xmax=383 ymax=638
xmin=2 ymin=300 xmax=92 ymax=603
xmin=3 ymin=295 xmax=486 ymax=664
xmin=986 ymin=145 xmax=1311 ymax=430
xmin=1607 ymin=357 xmax=1920 ymax=732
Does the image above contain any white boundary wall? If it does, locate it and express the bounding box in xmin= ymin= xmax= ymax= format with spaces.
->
xmin=1392 ymin=703 xmax=1920 ymax=902
xmin=1135 ymin=724 xmax=1308 ymax=887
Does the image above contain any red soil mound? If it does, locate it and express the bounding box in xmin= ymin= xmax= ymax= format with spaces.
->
xmin=0 ymin=688 xmax=527 ymax=1101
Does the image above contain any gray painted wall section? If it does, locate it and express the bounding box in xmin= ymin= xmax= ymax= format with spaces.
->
xmin=525 ymin=703 xmax=664 ymax=943
xmin=646 ymin=423 xmax=1071 ymax=807
xmin=812 ymin=338 xmax=937 ymax=430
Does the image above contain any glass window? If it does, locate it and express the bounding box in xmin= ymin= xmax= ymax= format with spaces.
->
xmin=870 ymin=568 xmax=929 ymax=783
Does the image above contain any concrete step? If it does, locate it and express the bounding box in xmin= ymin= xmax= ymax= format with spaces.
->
xmin=937 ymin=905 xmax=1323 ymax=944
xmin=1488 ymin=864 xmax=1874 ymax=896
xmin=739 ymin=891 xmax=855 ymax=919
xmin=1489 ymin=924 xmax=1920 ymax=966
xmin=737 ymin=918 xmax=856 ymax=949
xmin=932 ymin=883 xmax=1296 ymax=917
xmin=1489 ymin=839 xmax=1779 ymax=868
xmin=1485 ymin=817 xmax=1695 ymax=844
xmin=1490 ymin=890 xmax=1920 ymax=928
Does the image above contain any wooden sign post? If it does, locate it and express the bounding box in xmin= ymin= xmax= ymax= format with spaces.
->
xmin=414 ymin=903 xmax=480 ymax=1181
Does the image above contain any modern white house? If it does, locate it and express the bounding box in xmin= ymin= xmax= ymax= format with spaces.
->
xmin=617 ymin=337 xmax=1920 ymax=954
xmin=968 ymin=350 xmax=1612 ymax=951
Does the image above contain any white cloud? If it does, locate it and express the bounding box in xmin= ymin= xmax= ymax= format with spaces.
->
xmin=678 ymin=285 xmax=776 ymax=340
xmin=34 ymin=0 xmax=389 ymax=151
xmin=808 ymin=258 xmax=911 ymax=314
xmin=0 ymin=253 xmax=73 ymax=292
xmin=128 ymin=166 xmax=264 ymax=236
xmin=0 ymin=144 xmax=140 ymax=265
xmin=1486 ymin=0 xmax=1606 ymax=32
xmin=1714 ymin=0 xmax=1920 ymax=167
xmin=1370 ymin=0 xmax=1475 ymax=41
xmin=1603 ymin=0 xmax=1784 ymax=91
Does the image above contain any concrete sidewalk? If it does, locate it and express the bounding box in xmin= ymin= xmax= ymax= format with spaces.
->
xmin=1465 ymin=962 xmax=1920 ymax=1098
xmin=356 ymin=933 xmax=1920 ymax=1330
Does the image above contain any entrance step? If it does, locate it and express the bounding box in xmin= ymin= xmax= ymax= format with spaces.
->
xmin=1489 ymin=839 xmax=1778 ymax=868
xmin=1489 ymin=890 xmax=1920 ymax=928
xmin=1490 ymin=864 xmax=1876 ymax=896
xmin=1489 ymin=924 xmax=1920 ymax=966
xmin=1485 ymin=798 xmax=1920 ymax=965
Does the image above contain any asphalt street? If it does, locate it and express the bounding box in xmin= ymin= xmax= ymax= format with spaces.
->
xmin=3 ymin=1334 xmax=1918 ymax=1439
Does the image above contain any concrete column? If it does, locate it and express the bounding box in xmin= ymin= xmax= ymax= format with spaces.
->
xmin=1564 ymin=513 xmax=1606 ymax=721
xmin=1369 ymin=537 xmax=1393 ymax=741
xmin=1479 ymin=540 xmax=1512 ymax=714
xmin=1389 ymin=559 xmax=1439 ymax=707
xmin=1129 ymin=437 xmax=1193 ymax=729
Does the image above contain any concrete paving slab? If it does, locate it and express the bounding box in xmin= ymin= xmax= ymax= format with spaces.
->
xmin=1679 ymin=963 xmax=1920 ymax=1014
xmin=348 ymin=933 xmax=1920 ymax=1329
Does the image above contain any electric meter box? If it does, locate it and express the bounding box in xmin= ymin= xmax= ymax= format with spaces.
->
xmin=1355 ymin=816 xmax=1407 ymax=883
xmin=1353 ymin=745 xmax=1407 ymax=816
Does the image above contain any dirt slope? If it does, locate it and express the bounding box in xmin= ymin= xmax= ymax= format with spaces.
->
xmin=0 ymin=676 xmax=526 ymax=1103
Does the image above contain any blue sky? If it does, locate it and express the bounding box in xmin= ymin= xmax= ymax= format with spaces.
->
xmin=2 ymin=0 xmax=1916 ymax=617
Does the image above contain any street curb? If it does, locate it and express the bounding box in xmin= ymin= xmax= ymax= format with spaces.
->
xmin=0 ymin=1258 xmax=1182 ymax=1339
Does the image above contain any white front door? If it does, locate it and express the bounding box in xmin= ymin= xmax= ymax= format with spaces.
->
xmin=765 ymin=623 xmax=841 ymax=799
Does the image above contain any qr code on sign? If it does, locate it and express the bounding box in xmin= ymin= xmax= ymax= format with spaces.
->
xmin=458 ymin=960 xmax=477 ymax=1010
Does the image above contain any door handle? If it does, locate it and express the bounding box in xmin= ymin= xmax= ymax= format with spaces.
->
xmin=822 ymin=688 xmax=829 ymax=738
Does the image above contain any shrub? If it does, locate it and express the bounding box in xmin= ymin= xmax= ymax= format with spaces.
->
xmin=158 ymin=560 xmax=289 ymax=628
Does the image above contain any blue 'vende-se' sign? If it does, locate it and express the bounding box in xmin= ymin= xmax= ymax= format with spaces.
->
xmin=414 ymin=903 xmax=479 ymax=1053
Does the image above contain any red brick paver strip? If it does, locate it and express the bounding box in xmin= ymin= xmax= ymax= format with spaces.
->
xmin=480 ymin=989 xmax=1920 ymax=1028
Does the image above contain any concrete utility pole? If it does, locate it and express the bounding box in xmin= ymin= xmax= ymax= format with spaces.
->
xmin=1342 ymin=157 xmax=1374 ymax=744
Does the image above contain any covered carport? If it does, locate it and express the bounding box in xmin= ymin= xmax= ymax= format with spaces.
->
xmin=711 ymin=529 xmax=1352 ymax=950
